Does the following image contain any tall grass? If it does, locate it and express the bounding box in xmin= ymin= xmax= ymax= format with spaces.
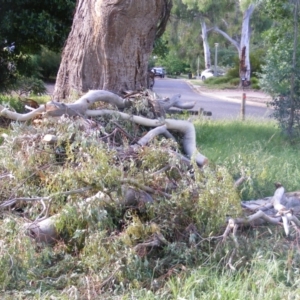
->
xmin=195 ymin=118 xmax=300 ymax=199
xmin=124 ymin=227 xmax=300 ymax=300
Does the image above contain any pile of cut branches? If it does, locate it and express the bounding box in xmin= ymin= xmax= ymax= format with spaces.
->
xmin=1 ymin=89 xmax=300 ymax=296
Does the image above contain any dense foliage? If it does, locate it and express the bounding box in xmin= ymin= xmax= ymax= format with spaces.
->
xmin=0 ymin=0 xmax=75 ymax=53
xmin=156 ymin=0 xmax=270 ymax=75
xmin=0 ymin=0 xmax=75 ymax=91
xmin=260 ymin=0 xmax=300 ymax=137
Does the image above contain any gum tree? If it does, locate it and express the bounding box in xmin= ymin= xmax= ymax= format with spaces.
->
xmin=53 ymin=0 xmax=172 ymax=99
xmin=181 ymin=0 xmax=235 ymax=69
xmin=213 ymin=1 xmax=256 ymax=82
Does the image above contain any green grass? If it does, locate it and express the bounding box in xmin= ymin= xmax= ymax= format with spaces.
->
xmin=189 ymin=78 xmax=237 ymax=90
xmin=195 ymin=118 xmax=300 ymax=199
xmin=162 ymin=256 xmax=300 ymax=300
xmin=0 ymin=94 xmax=50 ymax=111
xmin=121 ymin=245 xmax=300 ymax=299
xmin=28 ymin=93 xmax=51 ymax=103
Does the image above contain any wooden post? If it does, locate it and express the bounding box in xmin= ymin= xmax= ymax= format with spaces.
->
xmin=241 ymin=93 xmax=246 ymax=120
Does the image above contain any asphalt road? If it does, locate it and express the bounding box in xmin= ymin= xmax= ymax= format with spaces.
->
xmin=153 ymin=78 xmax=272 ymax=120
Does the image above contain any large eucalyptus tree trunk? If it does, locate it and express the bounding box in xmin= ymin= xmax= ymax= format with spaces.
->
xmin=53 ymin=0 xmax=171 ymax=100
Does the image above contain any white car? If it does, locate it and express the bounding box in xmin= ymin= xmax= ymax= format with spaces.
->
xmin=151 ymin=67 xmax=166 ymax=78
xmin=200 ymin=68 xmax=225 ymax=81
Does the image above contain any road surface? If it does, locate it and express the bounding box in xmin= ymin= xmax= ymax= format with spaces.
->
xmin=153 ymin=78 xmax=272 ymax=120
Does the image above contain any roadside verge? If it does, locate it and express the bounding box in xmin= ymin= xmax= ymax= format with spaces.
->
xmin=184 ymin=80 xmax=271 ymax=108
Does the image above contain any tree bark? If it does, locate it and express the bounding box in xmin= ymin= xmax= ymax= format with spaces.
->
xmin=213 ymin=4 xmax=255 ymax=82
xmin=239 ymin=4 xmax=255 ymax=81
xmin=200 ymin=17 xmax=211 ymax=69
xmin=53 ymin=0 xmax=171 ymax=100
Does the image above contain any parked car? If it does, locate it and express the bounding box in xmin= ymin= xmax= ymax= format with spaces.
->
xmin=200 ymin=68 xmax=225 ymax=81
xmin=151 ymin=67 xmax=166 ymax=78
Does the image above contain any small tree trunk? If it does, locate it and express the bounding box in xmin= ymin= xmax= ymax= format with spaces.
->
xmin=288 ymin=0 xmax=299 ymax=136
xmin=200 ymin=17 xmax=211 ymax=69
xmin=53 ymin=0 xmax=171 ymax=100
xmin=213 ymin=3 xmax=255 ymax=84
xmin=239 ymin=4 xmax=255 ymax=82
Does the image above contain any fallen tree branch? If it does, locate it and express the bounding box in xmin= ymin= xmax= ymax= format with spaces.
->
xmin=227 ymin=185 xmax=300 ymax=236
xmin=0 ymin=104 xmax=46 ymax=121
xmin=0 ymin=187 xmax=92 ymax=209
xmin=136 ymin=124 xmax=170 ymax=146
xmin=0 ymin=89 xmax=208 ymax=167
xmin=134 ymin=232 xmax=170 ymax=254
xmin=156 ymin=94 xmax=196 ymax=111
xmin=121 ymin=178 xmax=172 ymax=199
xmin=87 ymin=109 xmax=208 ymax=166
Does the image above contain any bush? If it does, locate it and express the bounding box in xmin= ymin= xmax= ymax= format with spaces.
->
xmin=250 ymin=77 xmax=260 ymax=89
xmin=226 ymin=67 xmax=239 ymax=79
xmin=0 ymin=48 xmax=26 ymax=92
xmin=157 ymin=51 xmax=189 ymax=75
xmin=10 ymin=76 xmax=47 ymax=96
xmin=229 ymin=77 xmax=240 ymax=86
xmin=223 ymin=48 xmax=266 ymax=82
xmin=0 ymin=95 xmax=24 ymax=112
xmin=250 ymin=49 xmax=266 ymax=76
xmin=35 ymin=47 xmax=61 ymax=81
xmin=210 ymin=76 xmax=231 ymax=84
xmin=259 ymin=31 xmax=300 ymax=137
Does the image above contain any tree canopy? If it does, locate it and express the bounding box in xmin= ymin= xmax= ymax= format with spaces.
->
xmin=260 ymin=0 xmax=300 ymax=137
xmin=0 ymin=0 xmax=76 ymax=90
xmin=0 ymin=0 xmax=76 ymax=54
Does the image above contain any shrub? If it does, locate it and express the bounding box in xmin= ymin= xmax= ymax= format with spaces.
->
xmin=35 ymin=47 xmax=61 ymax=81
xmin=229 ymin=77 xmax=240 ymax=86
xmin=250 ymin=77 xmax=260 ymax=89
xmin=223 ymin=48 xmax=266 ymax=82
xmin=226 ymin=66 xmax=239 ymax=79
xmin=10 ymin=76 xmax=47 ymax=96
xmin=0 ymin=95 xmax=24 ymax=112
xmin=211 ymin=76 xmax=231 ymax=84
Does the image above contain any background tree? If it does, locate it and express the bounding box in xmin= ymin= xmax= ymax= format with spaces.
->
xmin=165 ymin=0 xmax=269 ymax=80
xmin=0 ymin=0 xmax=75 ymax=53
xmin=0 ymin=0 xmax=76 ymax=90
xmin=213 ymin=1 xmax=257 ymax=83
xmin=260 ymin=0 xmax=300 ymax=137
xmin=154 ymin=1 xmax=201 ymax=75
xmin=53 ymin=0 xmax=172 ymax=99
xmin=182 ymin=0 xmax=236 ymax=69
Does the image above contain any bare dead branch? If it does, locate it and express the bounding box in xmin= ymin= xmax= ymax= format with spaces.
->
xmin=1 ymin=187 xmax=92 ymax=209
